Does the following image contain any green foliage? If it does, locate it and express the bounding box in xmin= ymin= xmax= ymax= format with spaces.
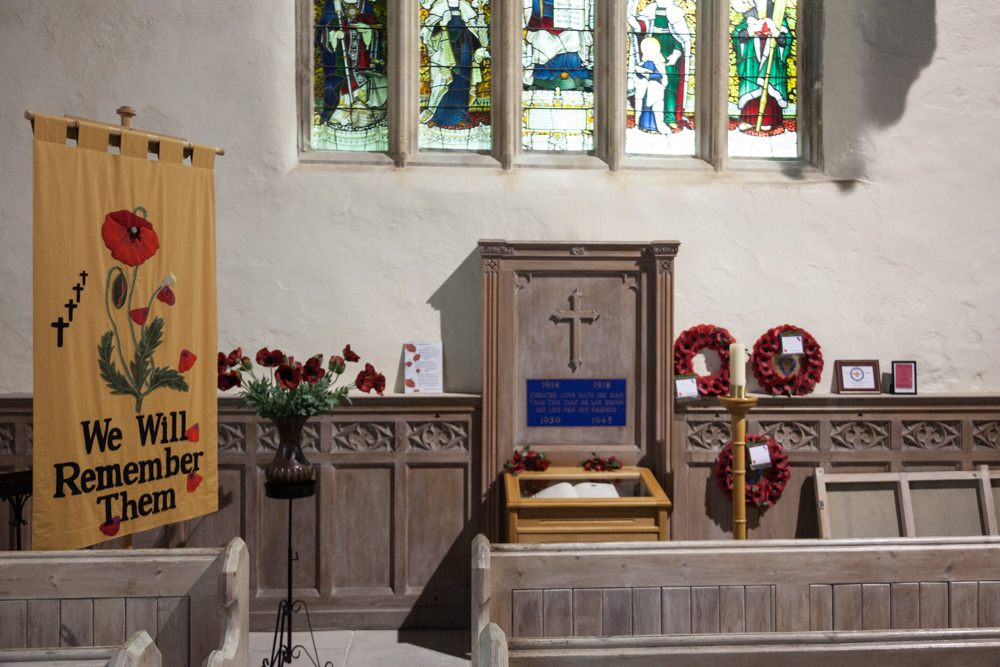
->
xmin=239 ymin=371 xmax=352 ymax=420
xmin=98 ymin=331 xmax=133 ymax=396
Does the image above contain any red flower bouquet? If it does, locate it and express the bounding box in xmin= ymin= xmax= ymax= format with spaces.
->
xmin=580 ymin=453 xmax=622 ymax=472
xmin=504 ymin=446 xmax=550 ymax=476
xmin=218 ymin=344 xmax=384 ymax=419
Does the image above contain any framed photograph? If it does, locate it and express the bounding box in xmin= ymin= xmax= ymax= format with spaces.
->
xmin=892 ymin=361 xmax=917 ymax=395
xmin=835 ymin=360 xmax=882 ymax=394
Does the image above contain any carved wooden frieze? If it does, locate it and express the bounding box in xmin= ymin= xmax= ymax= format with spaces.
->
xmin=332 ymin=422 xmax=395 ymax=452
xmin=758 ymin=421 xmax=820 ymax=451
xmin=902 ymin=421 xmax=961 ymax=450
xmin=217 ymin=422 xmax=247 ymax=454
xmin=0 ymin=424 xmax=13 ymax=455
xmin=973 ymin=421 xmax=1000 ymax=449
xmin=831 ymin=421 xmax=891 ymax=450
xmin=260 ymin=421 xmax=321 ymax=453
xmin=687 ymin=421 xmax=732 ymax=450
xmin=407 ymin=422 xmax=469 ymax=451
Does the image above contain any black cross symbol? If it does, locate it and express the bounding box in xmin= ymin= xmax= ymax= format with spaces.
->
xmin=65 ymin=300 xmax=77 ymax=322
xmin=52 ymin=317 xmax=69 ymax=347
xmin=79 ymin=270 xmax=89 ymax=286
xmin=72 ymin=283 xmax=83 ymax=303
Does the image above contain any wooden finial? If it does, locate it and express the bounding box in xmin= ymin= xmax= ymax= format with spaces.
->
xmin=116 ymin=106 xmax=137 ymax=128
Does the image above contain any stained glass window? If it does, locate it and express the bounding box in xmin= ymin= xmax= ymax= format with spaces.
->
xmin=522 ymin=0 xmax=595 ymax=152
xmin=419 ymin=1 xmax=491 ymax=151
xmin=728 ymin=0 xmax=797 ymax=158
xmin=625 ymin=1 xmax=696 ymax=157
xmin=312 ymin=0 xmax=389 ymax=152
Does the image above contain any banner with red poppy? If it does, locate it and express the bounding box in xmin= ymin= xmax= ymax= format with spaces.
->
xmin=31 ymin=113 xmax=219 ymax=550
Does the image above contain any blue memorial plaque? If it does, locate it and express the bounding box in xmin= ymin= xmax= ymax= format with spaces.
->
xmin=526 ymin=379 xmax=627 ymax=427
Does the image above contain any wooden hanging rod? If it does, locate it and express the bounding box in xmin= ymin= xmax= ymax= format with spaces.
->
xmin=24 ymin=110 xmax=226 ymax=157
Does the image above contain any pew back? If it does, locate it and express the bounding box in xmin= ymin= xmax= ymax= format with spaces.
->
xmin=472 ymin=535 xmax=1000 ymax=664
xmin=0 ymin=538 xmax=248 ymax=667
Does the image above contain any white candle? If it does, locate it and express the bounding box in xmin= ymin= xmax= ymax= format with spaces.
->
xmin=730 ymin=343 xmax=746 ymax=388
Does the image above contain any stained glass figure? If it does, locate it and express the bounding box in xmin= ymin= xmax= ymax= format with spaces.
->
xmin=420 ymin=0 xmax=492 ymax=151
xmin=626 ymin=0 xmax=696 ymax=156
xmin=522 ymin=0 xmax=595 ymax=152
xmin=728 ymin=0 xmax=797 ymax=158
xmin=313 ymin=0 xmax=389 ymax=152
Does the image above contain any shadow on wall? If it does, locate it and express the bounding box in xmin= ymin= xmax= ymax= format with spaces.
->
xmin=798 ymin=0 xmax=937 ymax=184
xmin=400 ymin=249 xmax=482 ymax=394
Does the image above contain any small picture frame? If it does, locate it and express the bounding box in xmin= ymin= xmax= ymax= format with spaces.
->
xmin=834 ymin=360 xmax=882 ymax=394
xmin=891 ymin=361 xmax=917 ymax=395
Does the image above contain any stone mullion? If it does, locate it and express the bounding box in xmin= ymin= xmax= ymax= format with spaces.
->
xmin=388 ymin=0 xmax=418 ymax=166
xmin=699 ymin=0 xmax=730 ymax=170
xmin=596 ymin=0 xmax=626 ymax=170
xmin=491 ymin=0 xmax=520 ymax=169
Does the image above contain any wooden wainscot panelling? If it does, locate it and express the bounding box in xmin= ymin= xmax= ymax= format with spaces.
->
xmin=0 ymin=394 xmax=480 ymax=633
xmin=673 ymin=395 xmax=1000 ymax=541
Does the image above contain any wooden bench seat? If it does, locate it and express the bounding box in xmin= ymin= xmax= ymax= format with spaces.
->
xmin=0 ymin=538 xmax=248 ymax=667
xmin=0 ymin=630 xmax=160 ymax=666
xmin=472 ymin=534 xmax=1000 ymax=666
xmin=479 ymin=623 xmax=1000 ymax=666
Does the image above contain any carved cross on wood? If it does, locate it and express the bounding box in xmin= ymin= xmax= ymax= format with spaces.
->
xmin=551 ymin=288 xmax=600 ymax=371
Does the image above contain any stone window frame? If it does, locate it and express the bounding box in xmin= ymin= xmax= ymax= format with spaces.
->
xmin=296 ymin=0 xmax=823 ymax=176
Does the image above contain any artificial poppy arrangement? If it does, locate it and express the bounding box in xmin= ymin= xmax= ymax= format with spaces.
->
xmin=751 ymin=324 xmax=824 ymax=396
xmin=673 ymin=324 xmax=736 ymax=397
xmin=218 ymin=344 xmax=384 ymax=419
xmin=504 ymin=445 xmax=550 ymax=476
xmin=579 ymin=453 xmax=622 ymax=472
xmin=714 ymin=434 xmax=791 ymax=508
xmin=98 ymin=208 xmax=190 ymax=413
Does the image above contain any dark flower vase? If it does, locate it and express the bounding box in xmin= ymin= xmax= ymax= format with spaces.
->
xmin=264 ymin=415 xmax=315 ymax=485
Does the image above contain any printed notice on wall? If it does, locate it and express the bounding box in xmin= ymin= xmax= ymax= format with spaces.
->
xmin=404 ymin=341 xmax=443 ymax=393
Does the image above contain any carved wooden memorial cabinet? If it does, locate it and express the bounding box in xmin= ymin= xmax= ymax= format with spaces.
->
xmin=480 ymin=241 xmax=679 ymax=540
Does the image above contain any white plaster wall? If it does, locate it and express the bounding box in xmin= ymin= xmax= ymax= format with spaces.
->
xmin=1 ymin=0 xmax=997 ymax=395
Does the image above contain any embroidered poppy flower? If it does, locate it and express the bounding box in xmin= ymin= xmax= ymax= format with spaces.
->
xmin=179 ymin=349 xmax=197 ymax=372
xmin=256 ymin=348 xmax=285 ymax=367
xmin=157 ymin=286 xmax=175 ymax=305
xmin=187 ymin=472 xmax=203 ymax=492
xmin=303 ymin=355 xmax=326 ymax=385
xmin=343 ymin=345 xmax=360 ymax=362
xmin=130 ymin=308 xmax=149 ymax=325
xmin=355 ymin=363 xmax=385 ymax=396
xmin=184 ymin=423 xmax=199 ymax=442
xmin=328 ymin=355 xmax=346 ymax=375
xmin=102 ymin=210 xmax=159 ymax=266
xmin=276 ymin=359 xmax=303 ymax=390
xmin=218 ymin=370 xmax=242 ymax=391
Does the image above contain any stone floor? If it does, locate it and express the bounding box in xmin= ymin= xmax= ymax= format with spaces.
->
xmin=249 ymin=629 xmax=471 ymax=667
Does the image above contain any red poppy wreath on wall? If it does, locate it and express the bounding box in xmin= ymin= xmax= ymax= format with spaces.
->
xmin=673 ymin=324 xmax=736 ymax=397
xmin=751 ymin=324 xmax=823 ymax=396
xmin=714 ymin=435 xmax=790 ymax=508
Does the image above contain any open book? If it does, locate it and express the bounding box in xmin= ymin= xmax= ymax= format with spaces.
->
xmin=530 ymin=481 xmax=620 ymax=499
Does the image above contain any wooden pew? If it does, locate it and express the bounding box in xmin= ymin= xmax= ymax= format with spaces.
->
xmin=471 ymin=534 xmax=1000 ymax=666
xmin=0 ymin=630 xmax=161 ymax=666
xmin=0 ymin=538 xmax=248 ymax=667
xmin=479 ymin=622 xmax=1000 ymax=667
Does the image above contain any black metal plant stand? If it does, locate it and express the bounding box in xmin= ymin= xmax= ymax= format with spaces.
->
xmin=0 ymin=470 xmax=32 ymax=551
xmin=263 ymin=480 xmax=333 ymax=667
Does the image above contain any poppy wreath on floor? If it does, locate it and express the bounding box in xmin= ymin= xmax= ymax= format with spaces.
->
xmin=751 ymin=324 xmax=824 ymax=396
xmin=673 ymin=324 xmax=736 ymax=397
xmin=714 ymin=435 xmax=790 ymax=508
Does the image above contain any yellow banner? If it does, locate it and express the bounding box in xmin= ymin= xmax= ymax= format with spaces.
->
xmin=32 ymin=113 xmax=218 ymax=550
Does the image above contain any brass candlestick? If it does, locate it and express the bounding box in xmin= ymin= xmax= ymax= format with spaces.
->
xmin=719 ymin=386 xmax=757 ymax=540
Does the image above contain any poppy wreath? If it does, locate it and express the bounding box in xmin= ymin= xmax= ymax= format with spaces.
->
xmin=751 ymin=324 xmax=824 ymax=396
xmin=673 ymin=324 xmax=736 ymax=397
xmin=714 ymin=435 xmax=791 ymax=508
